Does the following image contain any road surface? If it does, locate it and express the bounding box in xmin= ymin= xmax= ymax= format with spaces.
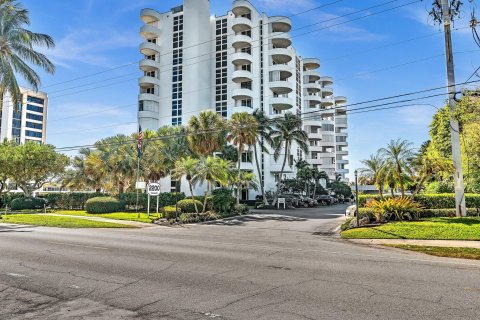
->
xmin=1 ymin=205 xmax=480 ymax=319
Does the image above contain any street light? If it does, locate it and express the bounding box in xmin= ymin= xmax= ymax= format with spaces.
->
xmin=354 ymin=169 xmax=359 ymax=227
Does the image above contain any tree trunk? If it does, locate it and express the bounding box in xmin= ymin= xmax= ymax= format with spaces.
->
xmin=202 ymin=181 xmax=210 ymax=213
xmin=273 ymin=141 xmax=289 ymax=206
xmin=237 ymin=147 xmax=241 ymax=205
xmin=253 ymin=143 xmax=268 ymax=205
xmin=188 ymin=179 xmax=198 ymax=213
xmin=411 ymin=174 xmax=428 ymax=198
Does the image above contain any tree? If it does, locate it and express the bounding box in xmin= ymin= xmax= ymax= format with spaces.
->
xmin=231 ymin=170 xmax=259 ymax=196
xmin=188 ymin=110 xmax=226 ymax=156
xmin=0 ymin=140 xmax=15 ymax=195
xmin=311 ymin=168 xmax=328 ymax=198
xmin=328 ymin=181 xmax=352 ymax=198
xmin=219 ymin=144 xmax=238 ymax=162
xmin=360 ymin=152 xmax=386 ymax=197
xmin=227 ymin=112 xmax=258 ymax=204
xmin=193 ymin=156 xmax=230 ymax=212
xmin=11 ymin=142 xmax=69 ymax=196
xmin=269 ymin=112 xmax=309 ymax=204
xmin=172 ymin=157 xmax=200 ymax=213
xmin=62 ymin=148 xmax=100 ymax=192
xmin=380 ymin=139 xmax=414 ymax=197
xmin=0 ymin=0 xmax=55 ymax=109
xmin=141 ymin=130 xmax=168 ymax=183
xmin=252 ymin=109 xmax=273 ymax=205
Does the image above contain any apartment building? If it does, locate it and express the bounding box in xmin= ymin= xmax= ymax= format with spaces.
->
xmin=0 ymin=87 xmax=48 ymax=144
xmin=138 ymin=0 xmax=349 ymax=198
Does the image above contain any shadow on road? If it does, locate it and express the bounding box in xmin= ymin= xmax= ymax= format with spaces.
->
xmin=205 ymin=214 xmax=307 ymax=226
xmin=0 ymin=224 xmax=34 ymax=233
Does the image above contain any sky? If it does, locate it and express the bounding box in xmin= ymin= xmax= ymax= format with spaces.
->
xmin=21 ymin=0 xmax=480 ymax=180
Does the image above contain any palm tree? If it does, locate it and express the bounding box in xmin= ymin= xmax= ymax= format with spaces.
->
xmin=252 ymin=109 xmax=273 ymax=204
xmin=140 ymin=130 xmax=169 ymax=185
xmin=172 ymin=157 xmax=200 ymax=213
xmin=63 ymin=148 xmax=101 ymax=192
xmin=0 ymin=0 xmax=55 ymax=109
xmin=227 ymin=112 xmax=258 ymax=204
xmin=233 ymin=170 xmax=259 ymax=196
xmin=360 ymin=152 xmax=386 ymax=197
xmin=188 ymin=110 xmax=226 ymax=156
xmin=380 ymin=139 xmax=414 ymax=196
xmin=193 ymin=156 xmax=230 ymax=212
xmin=269 ymin=112 xmax=309 ymax=204
xmin=311 ymin=168 xmax=328 ymax=199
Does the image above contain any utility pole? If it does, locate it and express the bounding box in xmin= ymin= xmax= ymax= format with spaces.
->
xmin=439 ymin=0 xmax=467 ymax=217
xmin=354 ymin=170 xmax=359 ymax=227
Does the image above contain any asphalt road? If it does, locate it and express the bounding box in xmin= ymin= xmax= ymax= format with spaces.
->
xmin=1 ymin=205 xmax=480 ymax=320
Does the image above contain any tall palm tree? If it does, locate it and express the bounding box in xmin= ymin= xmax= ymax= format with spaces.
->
xmin=233 ymin=170 xmax=259 ymax=195
xmin=193 ymin=156 xmax=230 ymax=212
xmin=227 ymin=112 xmax=258 ymax=204
xmin=172 ymin=157 xmax=200 ymax=213
xmin=0 ymin=0 xmax=55 ymax=109
xmin=188 ymin=110 xmax=226 ymax=156
xmin=252 ymin=109 xmax=273 ymax=204
xmin=380 ymin=139 xmax=414 ymax=196
xmin=269 ymin=112 xmax=309 ymax=204
xmin=311 ymin=168 xmax=328 ymax=199
xmin=360 ymin=152 xmax=386 ymax=197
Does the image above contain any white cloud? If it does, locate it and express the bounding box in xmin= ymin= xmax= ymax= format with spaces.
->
xmin=47 ymin=29 xmax=139 ymax=68
xmin=396 ymin=105 xmax=436 ymax=127
xmin=256 ymin=0 xmax=316 ymax=12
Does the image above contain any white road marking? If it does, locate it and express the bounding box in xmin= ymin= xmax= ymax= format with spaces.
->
xmin=6 ymin=273 xmax=27 ymax=278
xmin=70 ymin=285 xmax=81 ymax=289
xmin=47 ymin=241 xmax=108 ymax=250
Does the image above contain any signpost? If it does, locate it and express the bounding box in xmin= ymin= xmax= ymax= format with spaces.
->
xmin=147 ymin=183 xmax=161 ymax=217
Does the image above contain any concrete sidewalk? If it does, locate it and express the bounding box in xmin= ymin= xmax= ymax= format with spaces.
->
xmin=348 ymin=238 xmax=480 ymax=248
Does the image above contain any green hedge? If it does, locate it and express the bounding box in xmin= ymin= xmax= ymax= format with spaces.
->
xmin=177 ymin=199 xmax=202 ymax=213
xmin=118 ymin=192 xmax=185 ymax=210
xmin=10 ymin=197 xmax=47 ymax=210
xmin=163 ymin=205 xmax=180 ymax=220
xmin=38 ymin=192 xmax=106 ymax=210
xmin=358 ymin=194 xmax=480 ymax=209
xmin=359 ymin=207 xmax=480 ymax=219
xmin=85 ymin=197 xmax=125 ymax=214
xmin=0 ymin=193 xmax=25 ymax=208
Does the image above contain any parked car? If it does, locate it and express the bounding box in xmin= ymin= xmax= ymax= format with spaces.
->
xmin=316 ymin=195 xmax=333 ymax=205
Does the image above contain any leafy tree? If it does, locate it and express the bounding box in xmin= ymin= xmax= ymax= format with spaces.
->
xmin=0 ymin=0 xmax=55 ymax=109
xmin=219 ymin=144 xmax=238 ymax=162
xmin=0 ymin=140 xmax=15 ymax=195
xmin=380 ymin=139 xmax=414 ymax=197
xmin=11 ymin=142 xmax=69 ymax=196
xmin=172 ymin=157 xmax=200 ymax=213
xmin=429 ymin=106 xmax=452 ymax=157
xmin=328 ymin=181 xmax=352 ymax=198
xmin=227 ymin=112 xmax=257 ymax=204
xmin=269 ymin=112 xmax=309 ymax=204
xmin=188 ymin=110 xmax=226 ymax=156
xmin=62 ymin=148 xmax=101 ymax=192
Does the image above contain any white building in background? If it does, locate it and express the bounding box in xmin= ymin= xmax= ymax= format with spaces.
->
xmin=138 ymin=0 xmax=349 ymax=199
xmin=0 ymin=87 xmax=48 ymax=144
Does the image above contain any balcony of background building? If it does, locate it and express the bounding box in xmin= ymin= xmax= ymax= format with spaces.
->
xmin=269 ymin=16 xmax=292 ymax=33
xmin=303 ymin=58 xmax=320 ymax=71
xmin=141 ymin=8 xmax=161 ymax=24
xmin=271 ymin=32 xmax=292 ymax=48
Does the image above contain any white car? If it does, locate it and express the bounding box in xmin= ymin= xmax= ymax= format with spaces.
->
xmin=345 ymin=205 xmax=356 ymax=216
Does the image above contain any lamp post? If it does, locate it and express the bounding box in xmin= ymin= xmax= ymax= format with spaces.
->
xmin=354 ymin=170 xmax=360 ymax=227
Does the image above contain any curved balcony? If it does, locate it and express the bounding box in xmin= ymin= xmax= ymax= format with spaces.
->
xmin=269 ymin=81 xmax=293 ymax=95
xmin=270 ymin=97 xmax=293 ymax=111
xmin=232 ymin=88 xmax=253 ymax=100
xmin=269 ymin=64 xmax=293 ymax=78
xmin=138 ymin=93 xmax=159 ymax=103
xmin=337 ymin=150 xmax=348 ymax=156
xmin=139 ymin=76 xmax=161 ymax=88
xmin=140 ymin=42 xmax=160 ymax=56
xmin=232 ymin=16 xmax=253 ymax=33
xmin=303 ymin=58 xmax=320 ymax=70
xmin=139 ymin=59 xmax=159 ymax=72
xmin=232 ymin=70 xmax=253 ymax=83
xmin=232 ymin=34 xmax=251 ymax=50
xmin=271 ymin=48 xmax=292 ymax=64
xmin=232 ymin=52 xmax=253 ymax=66
xmin=321 ymin=97 xmax=335 ymax=107
xmin=141 ymin=8 xmax=161 ymax=23
xmin=140 ymin=25 xmax=160 ymax=39
xmin=304 ymin=83 xmax=321 ymax=93
xmin=234 ymin=106 xmax=254 ymax=113
xmin=304 ymin=95 xmax=322 ymax=107
xmin=232 ymin=0 xmax=253 ymax=16
xmin=271 ymin=32 xmax=292 ymax=48
xmin=321 ymin=87 xmax=333 ymax=98
xmin=335 ymin=122 xmax=348 ymax=129
xmin=307 ymin=132 xmax=322 ymax=140
xmin=320 ymin=119 xmax=335 ymax=126
xmin=336 ymin=141 xmax=348 ymax=147
xmin=337 ymin=159 xmax=349 ymax=165
xmin=270 ymin=16 xmax=292 ymax=33
xmin=304 ymin=70 xmax=320 ymax=82
xmin=320 ymin=76 xmax=333 ymax=87
xmin=138 ymin=110 xmax=159 ymax=120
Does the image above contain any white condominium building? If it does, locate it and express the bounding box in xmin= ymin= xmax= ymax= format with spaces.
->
xmin=0 ymin=87 xmax=48 ymax=144
xmin=138 ymin=0 xmax=349 ymax=198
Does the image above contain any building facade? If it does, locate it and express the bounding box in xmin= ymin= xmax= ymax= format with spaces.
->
xmin=138 ymin=0 xmax=349 ymax=198
xmin=0 ymin=87 xmax=48 ymax=144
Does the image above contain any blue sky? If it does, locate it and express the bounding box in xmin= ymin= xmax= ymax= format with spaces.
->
xmin=22 ymin=0 xmax=479 ymax=180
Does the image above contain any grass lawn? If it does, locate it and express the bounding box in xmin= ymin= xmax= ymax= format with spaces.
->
xmin=386 ymin=244 xmax=480 ymax=260
xmin=51 ymin=210 xmax=157 ymax=224
xmin=341 ymin=218 xmax=480 ymax=240
xmin=0 ymin=214 xmax=135 ymax=228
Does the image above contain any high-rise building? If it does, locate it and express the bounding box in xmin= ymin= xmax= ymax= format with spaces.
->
xmin=138 ymin=0 xmax=349 ymax=198
xmin=0 ymin=87 xmax=48 ymax=144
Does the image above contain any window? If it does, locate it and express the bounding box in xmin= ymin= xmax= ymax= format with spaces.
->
xmin=147 ymin=38 xmax=157 ymax=44
xmin=27 ymin=96 xmax=44 ymax=105
xmin=26 ymin=130 xmax=42 ymax=138
xmin=146 ymin=54 xmax=156 ymax=61
xmin=241 ymin=64 xmax=251 ymax=71
xmin=26 ymin=122 xmax=43 ymax=130
xmin=241 ymin=152 xmax=252 ymax=163
xmin=241 ymin=99 xmax=252 ymax=108
xmin=336 ymin=136 xmax=347 ymax=142
xmin=138 ymin=101 xmax=144 ymax=112
xmin=240 ymin=82 xmax=252 ymax=90
xmin=322 ymin=124 xmax=334 ymax=132
xmin=26 ymin=113 xmax=43 ymax=121
xmin=27 ymin=104 xmax=44 ymax=113
xmin=145 ymin=71 xmax=156 ymax=77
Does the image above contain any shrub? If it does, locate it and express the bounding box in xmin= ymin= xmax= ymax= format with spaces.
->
xmin=176 ymin=199 xmax=202 ymax=213
xmin=341 ymin=217 xmax=355 ymax=231
xmin=163 ymin=205 xmax=180 ymax=220
xmin=212 ymin=188 xmax=236 ymax=213
xmin=10 ymin=197 xmax=47 ymax=210
xmin=38 ymin=192 xmax=106 ymax=210
xmin=0 ymin=193 xmax=25 ymax=208
xmin=118 ymin=192 xmax=185 ymax=210
xmin=360 ymin=207 xmax=480 ymax=219
xmin=424 ymin=181 xmax=454 ymax=194
xmin=85 ymin=197 xmax=125 ymax=214
xmin=366 ymin=197 xmax=423 ymax=222
xmin=358 ymin=194 xmax=480 ymax=209
xmin=233 ymin=204 xmax=249 ymax=215
xmin=178 ymin=211 xmax=220 ymax=224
